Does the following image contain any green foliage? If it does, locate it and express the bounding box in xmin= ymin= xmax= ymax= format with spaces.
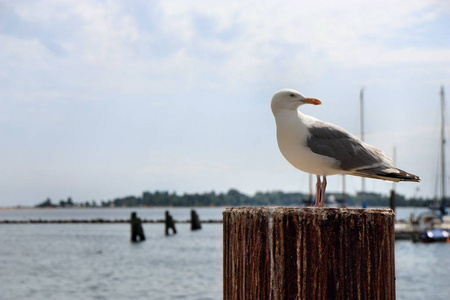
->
xmin=89 ymin=190 xmax=436 ymax=208
xmin=35 ymin=198 xmax=56 ymax=208
xmin=35 ymin=190 xmax=436 ymax=208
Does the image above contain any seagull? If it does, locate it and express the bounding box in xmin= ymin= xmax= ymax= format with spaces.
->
xmin=271 ymin=89 xmax=420 ymax=207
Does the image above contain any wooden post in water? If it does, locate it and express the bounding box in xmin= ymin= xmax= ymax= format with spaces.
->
xmin=223 ymin=207 xmax=395 ymax=300
xmin=130 ymin=212 xmax=145 ymax=242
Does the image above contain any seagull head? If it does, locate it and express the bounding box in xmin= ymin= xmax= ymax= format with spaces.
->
xmin=271 ymin=89 xmax=322 ymax=113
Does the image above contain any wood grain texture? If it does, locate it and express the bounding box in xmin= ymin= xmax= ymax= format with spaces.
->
xmin=223 ymin=207 xmax=395 ymax=300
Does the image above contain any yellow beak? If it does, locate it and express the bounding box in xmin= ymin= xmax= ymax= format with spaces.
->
xmin=303 ymin=98 xmax=322 ymax=105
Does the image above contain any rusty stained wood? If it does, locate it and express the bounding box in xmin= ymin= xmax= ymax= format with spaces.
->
xmin=223 ymin=207 xmax=395 ymax=300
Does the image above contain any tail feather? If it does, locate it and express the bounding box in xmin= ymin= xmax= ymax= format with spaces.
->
xmin=350 ymin=166 xmax=420 ymax=183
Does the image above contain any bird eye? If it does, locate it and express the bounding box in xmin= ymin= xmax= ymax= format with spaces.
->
xmin=289 ymin=93 xmax=295 ymax=97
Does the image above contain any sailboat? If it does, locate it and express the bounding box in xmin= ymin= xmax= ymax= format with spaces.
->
xmin=432 ymin=86 xmax=448 ymax=217
xmin=416 ymin=86 xmax=450 ymax=242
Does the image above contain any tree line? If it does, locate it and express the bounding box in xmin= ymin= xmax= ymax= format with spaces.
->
xmin=35 ymin=189 xmax=437 ymax=208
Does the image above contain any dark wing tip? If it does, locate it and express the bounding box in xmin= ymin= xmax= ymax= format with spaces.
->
xmin=352 ymin=167 xmax=420 ymax=182
xmin=396 ymin=169 xmax=420 ymax=182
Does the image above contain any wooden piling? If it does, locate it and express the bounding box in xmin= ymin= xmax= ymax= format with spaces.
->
xmin=191 ymin=209 xmax=202 ymax=230
xmin=165 ymin=211 xmax=177 ymax=235
xmin=223 ymin=207 xmax=395 ymax=300
xmin=130 ymin=212 xmax=145 ymax=242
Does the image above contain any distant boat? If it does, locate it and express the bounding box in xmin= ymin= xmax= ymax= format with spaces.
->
xmin=419 ymin=228 xmax=450 ymax=243
xmin=405 ymin=87 xmax=450 ymax=241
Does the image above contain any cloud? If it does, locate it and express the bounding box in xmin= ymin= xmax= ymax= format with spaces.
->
xmin=157 ymin=0 xmax=447 ymax=67
xmin=1 ymin=0 xmax=448 ymax=95
xmin=0 ymin=0 xmax=449 ymax=204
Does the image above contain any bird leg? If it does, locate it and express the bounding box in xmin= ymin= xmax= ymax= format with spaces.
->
xmin=314 ymin=175 xmax=321 ymax=207
xmin=319 ymin=176 xmax=327 ymax=207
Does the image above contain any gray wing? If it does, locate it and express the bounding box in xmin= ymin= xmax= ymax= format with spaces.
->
xmin=307 ymin=121 xmax=420 ymax=182
xmin=306 ymin=121 xmax=388 ymax=171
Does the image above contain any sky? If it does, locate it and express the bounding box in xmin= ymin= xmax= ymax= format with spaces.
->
xmin=1 ymin=0 xmax=450 ymax=207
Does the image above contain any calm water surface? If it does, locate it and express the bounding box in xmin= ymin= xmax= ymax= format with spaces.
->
xmin=0 ymin=207 xmax=448 ymax=299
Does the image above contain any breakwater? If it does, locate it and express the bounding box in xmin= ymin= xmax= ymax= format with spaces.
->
xmin=0 ymin=219 xmax=223 ymax=224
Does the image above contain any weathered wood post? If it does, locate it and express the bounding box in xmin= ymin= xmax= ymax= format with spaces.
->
xmin=130 ymin=212 xmax=145 ymax=242
xmin=191 ymin=209 xmax=202 ymax=230
xmin=165 ymin=210 xmax=177 ymax=236
xmin=223 ymin=207 xmax=395 ymax=300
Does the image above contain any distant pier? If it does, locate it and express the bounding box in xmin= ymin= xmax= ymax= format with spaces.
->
xmin=2 ymin=216 xmax=449 ymax=242
xmin=0 ymin=219 xmax=223 ymax=224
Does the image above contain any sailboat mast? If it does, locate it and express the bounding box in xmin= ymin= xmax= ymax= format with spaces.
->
xmin=360 ymin=88 xmax=365 ymax=193
xmin=392 ymin=146 xmax=397 ymax=191
xmin=441 ymin=86 xmax=446 ymax=201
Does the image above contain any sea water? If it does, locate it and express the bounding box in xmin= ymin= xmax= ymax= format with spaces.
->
xmin=0 ymin=207 xmax=449 ymax=300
